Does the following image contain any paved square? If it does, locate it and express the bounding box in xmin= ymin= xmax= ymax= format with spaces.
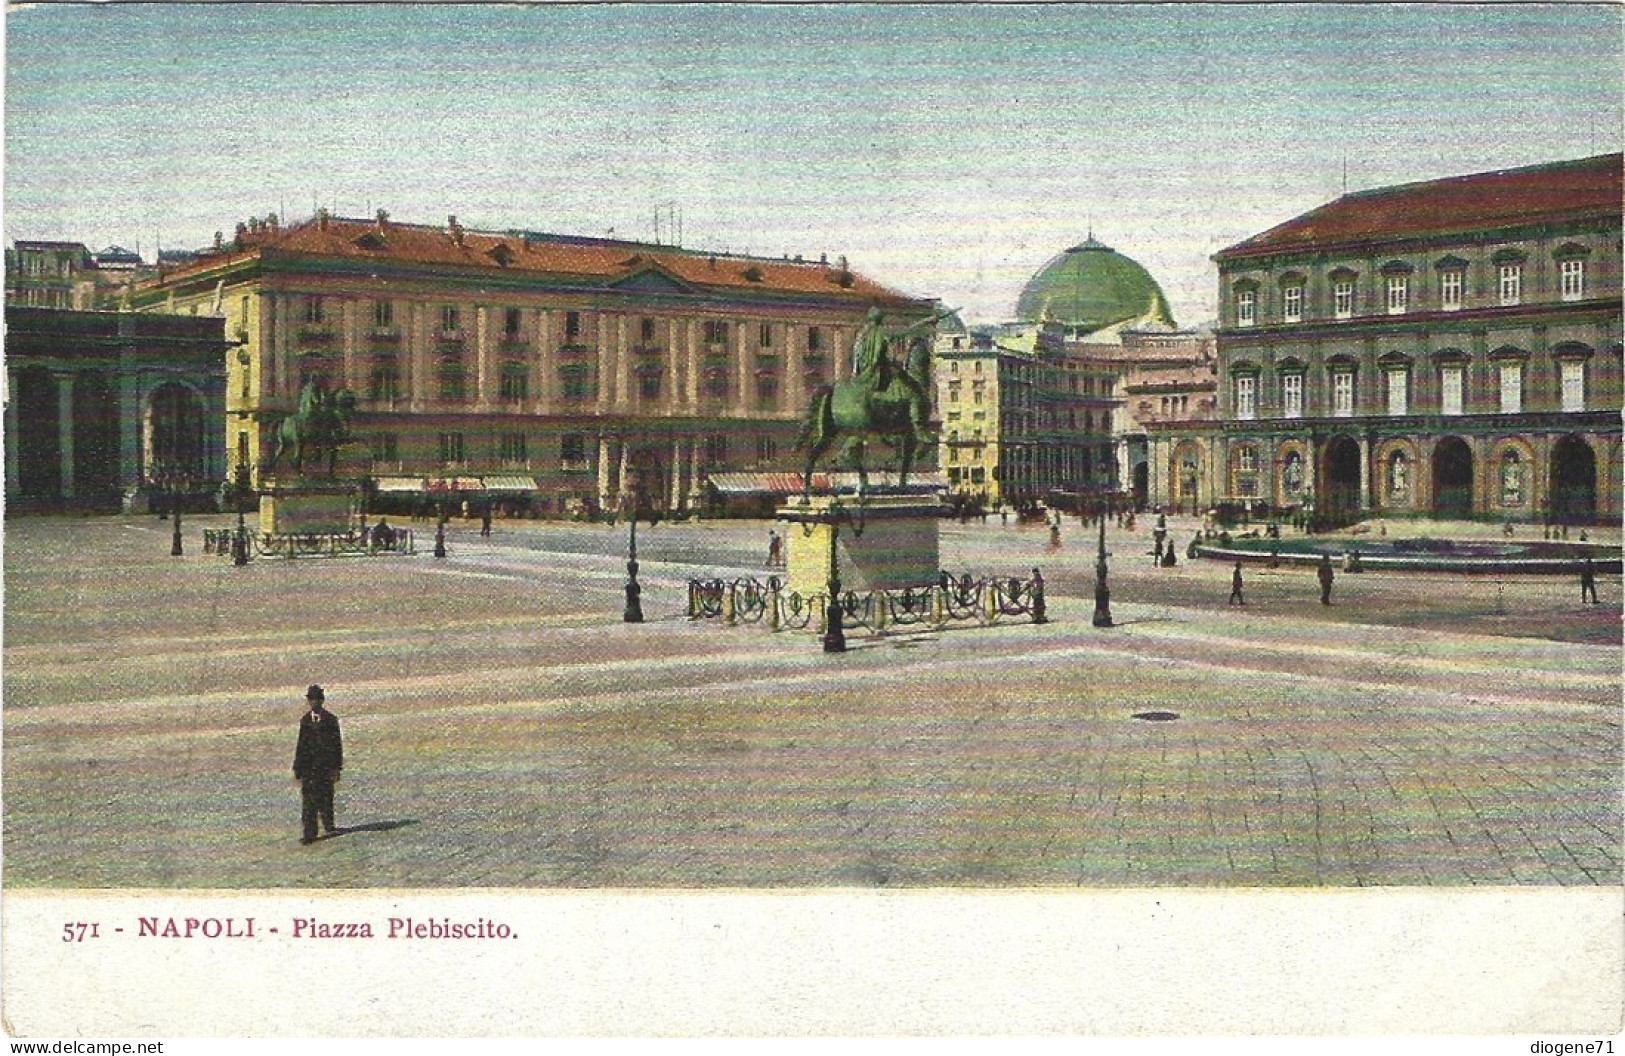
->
xmin=3 ymin=512 xmax=1619 ymax=888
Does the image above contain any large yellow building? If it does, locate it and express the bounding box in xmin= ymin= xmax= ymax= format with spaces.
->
xmin=132 ymin=211 xmax=938 ymax=515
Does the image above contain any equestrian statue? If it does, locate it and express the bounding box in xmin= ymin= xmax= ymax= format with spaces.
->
xmin=795 ymin=306 xmax=954 ymax=496
xmin=267 ymin=380 xmax=358 ymax=476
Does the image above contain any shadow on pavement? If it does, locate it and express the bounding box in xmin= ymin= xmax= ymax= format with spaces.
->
xmin=328 ymin=819 xmax=420 ymax=839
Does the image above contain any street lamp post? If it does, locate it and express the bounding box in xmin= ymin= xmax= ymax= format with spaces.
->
xmin=822 ymin=500 xmax=849 ymax=653
xmin=232 ymin=463 xmax=251 ymax=566
xmin=623 ymin=507 xmax=644 ymax=624
xmin=1092 ymin=514 xmax=1113 ymax=628
xmin=170 ymin=471 xmax=185 ymax=557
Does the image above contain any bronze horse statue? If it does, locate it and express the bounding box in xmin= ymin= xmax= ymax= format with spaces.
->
xmin=268 ymin=380 xmax=358 ymax=476
xmin=795 ymin=309 xmax=947 ymax=495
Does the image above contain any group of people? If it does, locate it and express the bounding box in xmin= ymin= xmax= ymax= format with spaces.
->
xmin=1226 ymin=553 xmax=1338 ymax=607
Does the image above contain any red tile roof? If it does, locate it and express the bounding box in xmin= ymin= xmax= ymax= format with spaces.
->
xmin=1216 ymin=154 xmax=1623 ymax=262
xmin=146 ymin=213 xmax=924 ymax=306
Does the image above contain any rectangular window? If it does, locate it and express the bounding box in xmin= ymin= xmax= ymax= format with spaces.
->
xmin=1333 ymin=281 xmax=1354 ymax=319
xmin=437 ymin=364 xmax=466 ymax=401
xmin=1499 ymin=362 xmax=1522 ymax=414
xmin=304 ymin=297 xmax=325 ymax=325
xmin=369 ymin=360 xmax=401 ymax=402
xmin=560 ymin=433 xmax=587 ymax=463
xmin=758 ymin=323 xmax=773 ymax=348
xmin=756 ymin=436 xmax=778 ymax=463
xmin=498 ymin=433 xmax=528 ymax=464
xmin=1282 ymin=373 xmax=1303 ymax=418
xmin=641 ymin=317 xmax=658 ymax=342
xmin=1386 ymin=369 xmax=1409 ymax=417
xmin=438 ymin=432 xmax=465 ymax=464
xmin=1498 ymin=264 xmax=1522 ymax=306
xmin=1234 ymin=375 xmax=1256 ymax=420
xmin=703 ymin=320 xmax=729 ymax=345
xmin=755 ymin=375 xmax=778 ymax=406
xmin=499 ymin=366 xmax=528 ymax=402
xmin=440 ymin=305 xmax=461 ymax=333
xmin=1386 ymin=276 xmax=1408 ymax=315
xmin=370 ymin=433 xmax=398 ymax=463
xmin=564 ymin=311 xmax=582 ymax=339
xmin=704 ymin=435 xmax=729 ymax=464
xmin=1560 ymin=360 xmax=1585 ymax=412
xmin=504 ymin=307 xmax=523 ymax=337
xmin=1439 ymin=270 xmax=1464 ymax=311
xmin=807 ymin=327 xmax=823 ymax=353
xmin=1561 ymin=259 xmax=1586 ymax=302
xmin=373 ymin=300 xmax=393 ymax=328
xmin=1282 ymin=286 xmax=1303 ymax=323
xmin=1332 ymin=372 xmax=1354 ymax=417
xmin=1235 ymin=289 xmax=1256 ymax=327
xmin=1440 ymin=366 xmax=1464 ymax=416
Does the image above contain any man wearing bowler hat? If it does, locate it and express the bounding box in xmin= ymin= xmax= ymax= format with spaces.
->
xmin=293 ymin=684 xmax=344 ymax=844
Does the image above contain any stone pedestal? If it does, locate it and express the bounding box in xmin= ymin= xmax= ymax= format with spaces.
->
xmin=776 ymin=492 xmax=944 ymax=597
xmin=259 ymin=478 xmax=361 ymax=535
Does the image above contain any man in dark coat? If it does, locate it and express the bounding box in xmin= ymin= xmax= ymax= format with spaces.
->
xmin=1317 ymin=553 xmax=1335 ymax=605
xmin=1229 ymin=561 xmax=1245 ymax=606
xmin=1580 ymin=556 xmax=1600 ymax=605
xmin=293 ymin=684 xmax=344 ymax=844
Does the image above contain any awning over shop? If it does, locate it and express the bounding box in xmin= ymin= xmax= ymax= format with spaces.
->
xmin=374 ymin=477 xmax=428 ymax=493
xmin=482 ymin=475 xmax=540 ymax=493
xmin=707 ymin=471 xmax=947 ymax=496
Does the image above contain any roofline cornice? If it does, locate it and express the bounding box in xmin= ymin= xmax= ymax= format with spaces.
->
xmin=1214 ymin=212 xmax=1622 ymax=269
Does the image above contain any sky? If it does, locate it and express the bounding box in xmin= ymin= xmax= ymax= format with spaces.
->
xmin=4 ymin=3 xmax=1621 ymax=326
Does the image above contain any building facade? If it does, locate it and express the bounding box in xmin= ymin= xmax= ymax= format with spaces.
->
xmin=934 ymin=322 xmax=1119 ymax=510
xmin=131 ymin=211 xmax=938 ymax=515
xmin=3 ymin=306 xmax=229 ymax=512
xmin=1211 ymin=154 xmax=1622 ymax=527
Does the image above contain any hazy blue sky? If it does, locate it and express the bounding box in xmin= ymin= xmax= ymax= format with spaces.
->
xmin=6 ymin=3 xmax=1621 ymax=324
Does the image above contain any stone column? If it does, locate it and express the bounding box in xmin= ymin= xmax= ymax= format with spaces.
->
xmin=342 ymin=298 xmax=361 ymax=393
xmin=614 ymin=314 xmax=630 ymax=412
xmin=3 ymin=368 xmax=18 ymax=498
xmin=270 ymin=294 xmax=288 ymax=398
xmin=409 ymin=302 xmax=429 ymax=412
xmin=1358 ymin=434 xmax=1372 ymax=513
xmin=596 ymin=312 xmax=612 ymax=414
xmin=535 ymin=309 xmax=551 ymax=414
xmin=597 ymin=435 xmax=614 ymax=509
xmin=788 ymin=322 xmax=806 ymax=419
xmin=734 ymin=319 xmax=750 ymax=416
xmin=616 ymin=439 xmax=631 ymax=511
xmin=670 ymin=436 xmax=685 ymax=511
xmin=666 ymin=318 xmax=680 ymax=416
xmin=474 ymin=305 xmax=491 ymax=411
xmin=689 ymin=435 xmax=703 ymax=508
xmin=55 ymin=372 xmax=76 ymax=499
xmin=685 ymin=318 xmax=700 ymax=410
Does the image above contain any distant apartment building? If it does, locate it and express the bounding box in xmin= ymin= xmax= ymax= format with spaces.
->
xmin=1211 ymin=154 xmax=1622 ymax=526
xmin=934 ymin=320 xmax=1119 ymax=509
xmin=6 ymin=241 xmax=149 ymax=310
xmin=130 ymin=210 xmax=939 ymax=515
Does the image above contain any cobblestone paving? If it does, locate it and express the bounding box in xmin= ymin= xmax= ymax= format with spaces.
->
xmin=3 ymin=513 xmax=1618 ymax=888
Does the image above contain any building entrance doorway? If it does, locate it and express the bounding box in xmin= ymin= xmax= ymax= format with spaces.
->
xmin=1320 ymin=436 xmax=1361 ymax=528
xmin=1549 ymin=434 xmax=1597 ymax=524
xmin=1432 ymin=436 xmax=1474 ymax=518
xmin=1131 ymin=461 xmax=1148 ymax=510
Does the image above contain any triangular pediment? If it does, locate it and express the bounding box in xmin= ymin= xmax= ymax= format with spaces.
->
xmin=608 ymin=264 xmax=697 ymax=295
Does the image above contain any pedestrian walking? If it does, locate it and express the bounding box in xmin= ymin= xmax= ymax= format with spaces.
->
xmin=1317 ymin=553 xmax=1335 ymax=605
xmin=1229 ymin=561 xmax=1245 ymax=605
xmin=480 ymin=506 xmax=493 ymax=538
xmin=766 ymin=529 xmax=784 ymax=569
xmin=1580 ymin=556 xmax=1600 ymax=604
xmin=1049 ymin=524 xmax=1062 ymax=549
xmin=292 ymin=684 xmax=344 ymax=844
xmin=1152 ymin=534 xmax=1164 ymax=565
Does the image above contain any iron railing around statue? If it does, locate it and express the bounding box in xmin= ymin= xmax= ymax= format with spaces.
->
xmin=202 ymin=528 xmax=417 ymax=559
xmin=686 ymin=569 xmax=1047 ymax=637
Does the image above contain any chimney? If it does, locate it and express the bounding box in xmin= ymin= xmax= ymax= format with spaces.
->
xmin=448 ymin=215 xmax=464 ymax=245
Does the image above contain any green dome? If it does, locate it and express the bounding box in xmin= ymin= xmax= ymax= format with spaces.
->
xmin=1014 ymin=236 xmax=1175 ymax=333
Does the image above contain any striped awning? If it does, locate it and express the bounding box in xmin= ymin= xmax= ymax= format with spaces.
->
xmin=707 ymin=471 xmax=947 ymax=496
xmin=482 ymin=475 xmax=539 ymax=492
xmin=374 ymin=476 xmax=428 ymax=493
